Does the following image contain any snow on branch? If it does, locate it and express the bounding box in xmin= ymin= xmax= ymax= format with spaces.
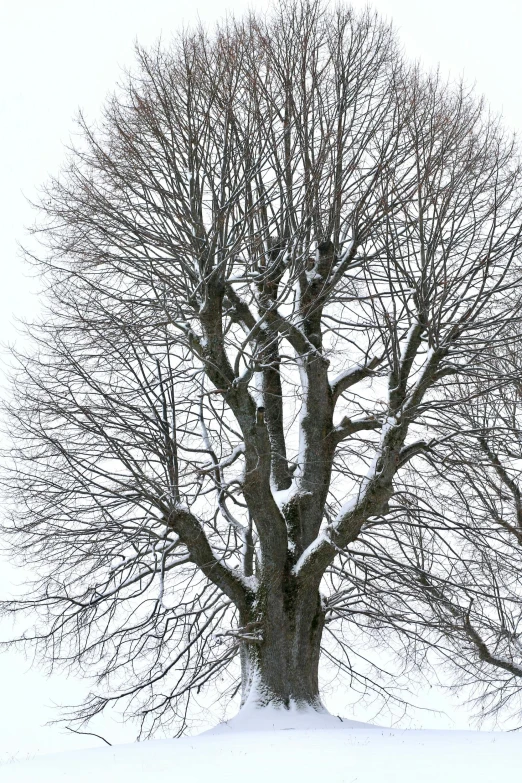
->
xmin=330 ymin=356 xmax=382 ymax=402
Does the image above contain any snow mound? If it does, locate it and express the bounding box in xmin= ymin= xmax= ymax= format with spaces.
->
xmin=204 ymin=702 xmax=378 ymax=734
xmin=2 ymin=718 xmax=521 ymax=782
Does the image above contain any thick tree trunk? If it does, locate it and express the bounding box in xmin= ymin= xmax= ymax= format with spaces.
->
xmin=240 ymin=581 xmax=326 ymax=711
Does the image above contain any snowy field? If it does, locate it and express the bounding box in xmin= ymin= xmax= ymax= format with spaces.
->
xmin=2 ymin=708 xmax=520 ymax=782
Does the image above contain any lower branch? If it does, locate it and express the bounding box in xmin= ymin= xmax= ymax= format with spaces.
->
xmin=167 ymin=504 xmax=250 ymax=609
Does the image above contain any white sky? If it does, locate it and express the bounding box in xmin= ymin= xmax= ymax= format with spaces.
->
xmin=1 ymin=0 xmax=521 ymax=762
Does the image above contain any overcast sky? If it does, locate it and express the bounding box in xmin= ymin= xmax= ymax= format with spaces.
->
xmin=1 ymin=0 xmax=521 ymax=762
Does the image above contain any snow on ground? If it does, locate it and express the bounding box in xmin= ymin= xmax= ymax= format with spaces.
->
xmin=203 ymin=702 xmax=377 ymax=734
xmin=1 ymin=708 xmax=520 ymax=782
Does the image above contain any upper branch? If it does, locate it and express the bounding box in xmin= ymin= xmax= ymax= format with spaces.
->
xmin=198 ymin=284 xmax=288 ymax=567
xmin=330 ymin=355 xmax=383 ymax=404
xmin=295 ymin=336 xmax=444 ymax=584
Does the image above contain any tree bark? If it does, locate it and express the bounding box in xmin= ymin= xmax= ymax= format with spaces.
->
xmin=240 ymin=575 xmax=326 ymax=710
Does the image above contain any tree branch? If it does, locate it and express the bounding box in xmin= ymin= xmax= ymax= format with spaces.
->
xmin=167 ymin=504 xmax=251 ymax=609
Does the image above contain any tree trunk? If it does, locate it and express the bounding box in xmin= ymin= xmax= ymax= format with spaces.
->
xmin=240 ymin=580 xmax=326 ymax=711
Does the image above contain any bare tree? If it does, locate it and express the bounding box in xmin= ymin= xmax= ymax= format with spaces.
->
xmin=381 ymin=340 xmax=522 ymax=726
xmin=2 ymin=0 xmax=522 ymax=734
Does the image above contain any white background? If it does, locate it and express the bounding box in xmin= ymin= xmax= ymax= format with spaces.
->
xmin=1 ymin=0 xmax=521 ymax=761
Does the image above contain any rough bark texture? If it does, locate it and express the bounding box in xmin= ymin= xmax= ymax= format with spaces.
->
xmin=241 ymin=577 xmax=325 ymax=709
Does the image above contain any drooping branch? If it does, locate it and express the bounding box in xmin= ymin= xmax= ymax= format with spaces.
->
xmin=166 ymin=504 xmax=250 ymax=609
